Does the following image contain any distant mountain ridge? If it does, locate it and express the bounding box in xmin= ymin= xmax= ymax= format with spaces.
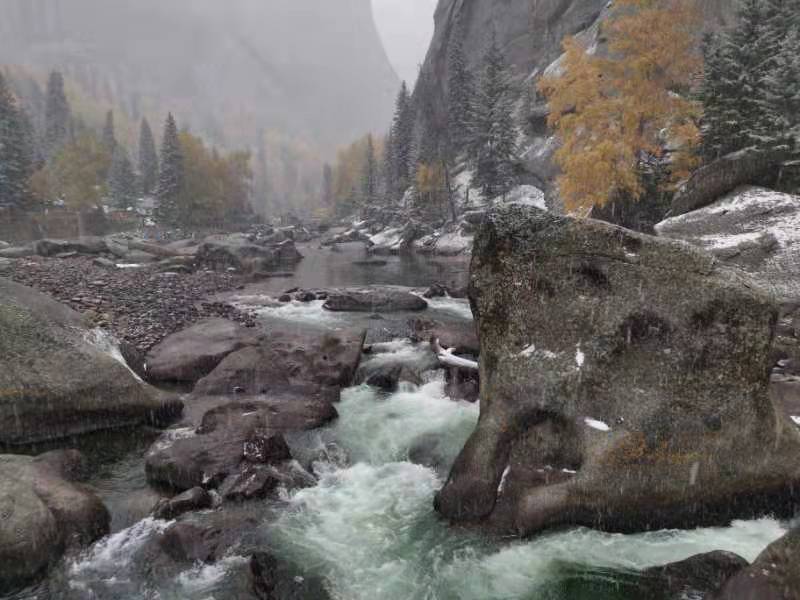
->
xmin=0 ymin=0 xmax=399 ymax=150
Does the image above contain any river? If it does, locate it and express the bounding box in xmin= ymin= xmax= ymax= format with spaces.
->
xmin=6 ymin=243 xmax=790 ymax=600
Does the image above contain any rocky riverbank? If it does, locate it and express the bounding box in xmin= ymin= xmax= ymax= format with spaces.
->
xmin=0 ymin=255 xmax=255 ymax=354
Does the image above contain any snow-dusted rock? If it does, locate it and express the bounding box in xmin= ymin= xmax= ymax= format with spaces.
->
xmin=436 ymin=204 xmax=800 ymax=537
xmin=656 ymin=186 xmax=800 ymax=301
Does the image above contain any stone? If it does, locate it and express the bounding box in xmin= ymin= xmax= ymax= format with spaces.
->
xmin=323 ymin=286 xmax=428 ymax=313
xmin=436 ymin=205 xmax=800 ymax=536
xmin=639 ymin=551 xmax=748 ymax=599
xmin=408 ymin=317 xmax=479 ymax=355
xmin=0 ymin=451 xmax=110 ymax=590
xmin=250 ymin=552 xmax=332 ymax=600
xmin=92 ymin=257 xmax=118 ymax=269
xmin=712 ymin=528 xmax=800 ymax=600
xmin=657 ymin=186 xmax=800 ymax=302
xmin=194 ymin=326 xmax=364 ymax=395
xmin=146 ymin=393 xmax=336 ymax=492
xmin=152 ymin=487 xmax=213 ymax=520
xmin=0 ymin=246 xmax=35 ymax=259
xmin=158 ymin=522 xmax=221 ymax=563
xmin=0 ymin=278 xmax=182 ymax=445
xmin=144 ymin=318 xmax=261 ymax=384
xmin=33 ymin=237 xmax=108 ymax=257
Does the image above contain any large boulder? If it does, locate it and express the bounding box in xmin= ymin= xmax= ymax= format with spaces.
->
xmin=194 ymin=326 xmax=365 ymax=395
xmin=639 ymin=551 xmax=748 ymax=599
xmin=670 ymin=148 xmax=787 ymax=216
xmin=0 ymin=278 xmax=182 ymax=445
xmin=145 ymin=392 xmax=335 ymax=492
xmin=197 ymin=235 xmax=303 ymax=275
xmin=435 ymin=205 xmax=800 ymax=536
xmin=713 ymin=528 xmax=800 ymax=600
xmin=323 ymin=287 xmax=428 ymax=313
xmin=0 ymin=450 xmax=110 ymax=591
xmin=32 ymin=236 xmax=108 ymax=257
xmin=656 ymin=186 xmax=800 ymax=302
xmin=144 ymin=318 xmax=262 ymax=384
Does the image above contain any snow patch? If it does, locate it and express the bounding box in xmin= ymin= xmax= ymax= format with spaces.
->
xmin=575 ymin=345 xmax=585 ymax=368
xmin=584 ymin=418 xmax=611 ymax=432
xmin=791 ymin=416 xmax=800 ymax=426
xmin=498 ymin=465 xmax=511 ymax=495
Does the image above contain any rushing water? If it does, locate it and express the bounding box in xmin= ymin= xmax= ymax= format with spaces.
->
xmin=5 ymin=248 xmax=791 ymax=600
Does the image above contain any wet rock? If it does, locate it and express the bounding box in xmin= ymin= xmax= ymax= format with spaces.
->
xmin=152 ymin=487 xmax=213 ymax=520
xmin=712 ymin=528 xmax=800 ymax=600
xmin=0 ymin=278 xmax=183 ymax=445
xmin=194 ymin=326 xmax=364 ymax=395
xmin=323 ymin=286 xmax=428 ymax=313
xmin=0 ymin=240 xmax=8 ymax=249
xmin=0 ymin=450 xmax=110 ymax=591
xmin=408 ymin=317 xmax=478 ymax=355
xmin=146 ymin=393 xmax=335 ymax=493
xmin=365 ymin=364 xmax=423 ymax=391
xmin=219 ymin=463 xmax=281 ymax=501
xmin=444 ymin=365 xmax=480 ymax=403
xmin=159 ymin=522 xmax=221 ymax=563
xmin=144 ymin=318 xmax=261 ymax=384
xmin=640 ymin=551 xmax=748 ymax=599
xmin=250 ymin=552 xmax=332 ymax=600
xmin=436 ymin=205 xmax=800 ymax=535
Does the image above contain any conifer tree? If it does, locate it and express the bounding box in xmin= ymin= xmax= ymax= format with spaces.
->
xmin=102 ymin=110 xmax=117 ymax=154
xmin=721 ymin=0 xmax=775 ymax=150
xmin=0 ymin=73 xmax=33 ymax=208
xmin=361 ymin=134 xmax=379 ymax=205
xmin=470 ymin=33 xmax=518 ymax=198
xmin=321 ymin=163 xmax=334 ymax=207
xmin=155 ymin=113 xmax=184 ymax=226
xmin=764 ymin=29 xmax=800 ymax=145
xmin=138 ymin=118 xmax=159 ymax=196
xmin=389 ymin=82 xmax=414 ymax=200
xmin=107 ymin=145 xmax=138 ymax=209
xmin=382 ymin=129 xmax=396 ymax=200
xmin=447 ymin=14 xmax=475 ymax=154
xmin=44 ymin=71 xmax=70 ymax=159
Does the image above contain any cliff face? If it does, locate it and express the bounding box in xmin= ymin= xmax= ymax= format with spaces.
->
xmin=0 ymin=0 xmax=399 ymax=148
xmin=418 ymin=0 xmax=739 ymax=190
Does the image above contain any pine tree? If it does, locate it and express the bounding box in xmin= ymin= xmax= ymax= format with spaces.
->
xmin=447 ymin=13 xmax=475 ymax=154
xmin=0 ymin=73 xmax=33 ymax=208
xmin=155 ymin=113 xmax=184 ymax=226
xmin=138 ymin=118 xmax=159 ymax=196
xmin=361 ymin=134 xmax=379 ymax=205
xmin=382 ymin=129 xmax=396 ymax=200
xmin=721 ymin=0 xmax=775 ymax=150
xmin=764 ymin=29 xmax=800 ymax=147
xmin=107 ymin=145 xmax=138 ymax=209
xmin=321 ymin=163 xmax=334 ymax=207
xmin=102 ymin=110 xmax=117 ymax=154
xmin=389 ymin=82 xmax=414 ymax=200
xmin=44 ymin=71 xmax=70 ymax=159
xmin=470 ymin=33 xmax=518 ymax=198
xmin=698 ymin=34 xmax=737 ymax=160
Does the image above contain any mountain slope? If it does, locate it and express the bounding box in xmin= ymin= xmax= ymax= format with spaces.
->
xmin=0 ymin=0 xmax=399 ymax=149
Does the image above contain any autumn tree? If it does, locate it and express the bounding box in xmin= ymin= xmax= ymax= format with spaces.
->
xmin=49 ymin=131 xmax=111 ymax=210
xmin=540 ymin=0 xmax=702 ymax=212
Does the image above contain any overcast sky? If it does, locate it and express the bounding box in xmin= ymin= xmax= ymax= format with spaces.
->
xmin=372 ymin=0 xmax=437 ymax=84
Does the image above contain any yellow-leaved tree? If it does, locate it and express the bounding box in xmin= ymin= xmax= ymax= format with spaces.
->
xmin=539 ymin=0 xmax=702 ymax=212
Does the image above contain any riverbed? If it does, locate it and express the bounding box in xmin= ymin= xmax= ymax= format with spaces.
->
xmin=5 ymin=244 xmax=791 ymax=600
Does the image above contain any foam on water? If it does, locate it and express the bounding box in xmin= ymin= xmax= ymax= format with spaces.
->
xmin=176 ymin=556 xmax=249 ymax=595
xmin=268 ymin=372 xmax=789 ymax=600
xmin=254 ymin=299 xmax=345 ymax=328
xmin=423 ymin=296 xmax=473 ymax=320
